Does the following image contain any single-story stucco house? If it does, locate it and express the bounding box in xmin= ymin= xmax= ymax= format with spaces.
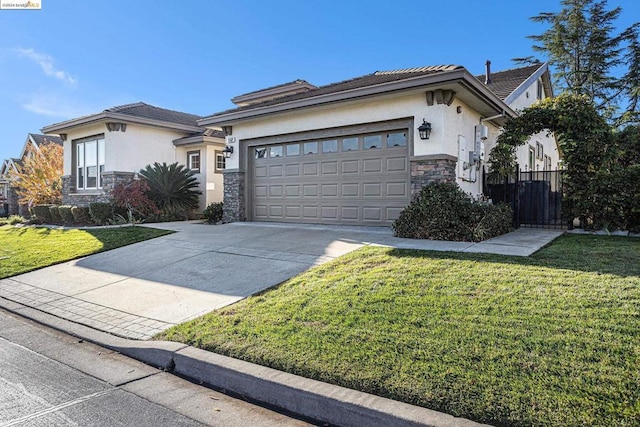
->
xmin=41 ymin=102 xmax=227 ymax=210
xmin=0 ymin=133 xmax=63 ymax=217
xmin=198 ymin=62 xmax=560 ymax=226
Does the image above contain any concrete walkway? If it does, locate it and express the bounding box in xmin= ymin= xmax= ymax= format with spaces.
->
xmin=0 ymin=222 xmax=563 ymax=340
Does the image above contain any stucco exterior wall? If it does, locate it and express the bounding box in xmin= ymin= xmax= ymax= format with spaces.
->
xmin=174 ymin=142 xmax=225 ymax=209
xmin=226 ymin=91 xmax=497 ymax=196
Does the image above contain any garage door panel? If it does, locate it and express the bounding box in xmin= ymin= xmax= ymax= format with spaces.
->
xmin=255 ymin=166 xmax=267 ymax=178
xmin=386 ymin=182 xmax=408 ymax=197
xmin=303 ymin=163 xmax=319 ymax=175
xmin=342 ymin=183 xmax=359 ymax=197
xmin=322 ymin=161 xmax=338 ymax=174
xmin=303 ymin=206 xmax=318 ymax=218
xmin=269 ymin=205 xmax=283 ymax=217
xmin=254 ymin=186 xmax=268 ymax=197
xmin=321 ymin=206 xmax=338 ymax=220
xmin=363 ymin=159 xmax=382 ymax=173
xmin=270 ymin=186 xmax=283 ymax=197
xmin=321 ymin=184 xmax=338 ymax=197
xmin=303 ymin=185 xmax=318 ymax=197
xmin=285 ymin=185 xmax=300 ymax=197
xmin=254 ymin=205 xmax=268 ymax=218
xmin=387 ymin=157 xmax=407 ymax=172
xmin=286 ymin=164 xmax=300 ymax=176
xmin=386 ymin=207 xmax=404 ymax=221
xmin=363 ymin=207 xmax=381 ymax=221
xmin=341 ymin=207 xmax=359 ymax=220
xmin=285 ymin=206 xmax=300 ymax=218
xmin=363 ymin=183 xmax=382 ymax=197
xmin=341 ymin=160 xmax=359 ymax=174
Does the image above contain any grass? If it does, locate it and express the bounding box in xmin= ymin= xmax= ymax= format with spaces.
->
xmin=0 ymin=225 xmax=172 ymax=279
xmin=160 ymin=235 xmax=640 ymax=427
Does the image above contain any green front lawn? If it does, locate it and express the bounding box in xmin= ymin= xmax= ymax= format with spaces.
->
xmin=161 ymin=235 xmax=640 ymax=427
xmin=0 ymin=225 xmax=172 ymax=279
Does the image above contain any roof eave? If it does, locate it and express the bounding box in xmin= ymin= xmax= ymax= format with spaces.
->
xmin=42 ymin=112 xmax=202 ymax=134
xmin=172 ymin=135 xmax=226 ymax=146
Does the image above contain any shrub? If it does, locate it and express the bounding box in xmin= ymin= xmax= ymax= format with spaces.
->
xmin=58 ymin=205 xmax=74 ymax=224
xmin=203 ymin=202 xmax=223 ymax=224
xmin=139 ymin=162 xmax=202 ymax=218
xmin=0 ymin=215 xmax=26 ymax=226
xmin=71 ymin=206 xmax=90 ymax=224
xmin=110 ymin=179 xmax=158 ymax=220
xmin=49 ymin=205 xmax=62 ymax=223
xmin=31 ymin=204 xmax=53 ymax=224
xmin=392 ymin=182 xmax=512 ymax=242
xmin=89 ymin=202 xmax=113 ymax=225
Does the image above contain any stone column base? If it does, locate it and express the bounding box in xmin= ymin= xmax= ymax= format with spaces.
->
xmin=410 ymin=156 xmax=457 ymax=197
xmin=223 ymin=171 xmax=245 ymax=223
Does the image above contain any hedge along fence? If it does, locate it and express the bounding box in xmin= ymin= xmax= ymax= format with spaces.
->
xmin=489 ymin=94 xmax=640 ymax=232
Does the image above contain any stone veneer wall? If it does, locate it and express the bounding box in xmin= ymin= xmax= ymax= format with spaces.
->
xmin=222 ymin=171 xmax=245 ymax=223
xmin=410 ymin=157 xmax=457 ymax=197
xmin=62 ymin=172 xmax=136 ymax=207
xmin=7 ymin=186 xmax=20 ymax=216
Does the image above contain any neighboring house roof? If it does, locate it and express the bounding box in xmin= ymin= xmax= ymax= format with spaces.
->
xmin=199 ymin=64 xmax=551 ymax=127
xmin=104 ymin=102 xmax=201 ymax=127
xmin=41 ymin=102 xmax=203 ymax=134
xmin=28 ymin=133 xmax=63 ymax=147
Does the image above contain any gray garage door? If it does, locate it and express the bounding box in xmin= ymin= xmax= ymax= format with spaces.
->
xmin=251 ymin=130 xmax=410 ymax=226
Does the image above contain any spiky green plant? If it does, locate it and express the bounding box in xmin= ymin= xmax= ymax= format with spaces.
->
xmin=139 ymin=162 xmax=201 ymax=217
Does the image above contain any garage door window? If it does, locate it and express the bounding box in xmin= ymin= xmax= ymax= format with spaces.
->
xmin=286 ymin=144 xmax=300 ymax=156
xmin=322 ymin=140 xmax=338 ymax=153
xmin=303 ymin=141 xmax=318 ymax=155
xmin=270 ymin=146 xmax=283 ymax=158
xmin=342 ymin=137 xmax=359 ymax=151
xmin=255 ymin=147 xmax=267 ymax=159
xmin=387 ymin=132 xmax=407 ymax=147
xmin=364 ymin=135 xmax=382 ymax=149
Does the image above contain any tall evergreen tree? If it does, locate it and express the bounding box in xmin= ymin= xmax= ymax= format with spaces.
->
xmin=515 ymin=0 xmax=638 ymax=122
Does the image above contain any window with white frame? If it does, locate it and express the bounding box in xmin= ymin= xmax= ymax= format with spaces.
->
xmin=528 ymin=146 xmax=535 ymax=171
xmin=188 ymin=151 xmax=201 ymax=172
xmin=536 ymin=141 xmax=544 ymax=159
xmin=215 ymin=152 xmax=225 ymax=172
xmin=544 ymin=155 xmax=552 ymax=171
xmin=75 ymin=136 xmax=105 ymax=190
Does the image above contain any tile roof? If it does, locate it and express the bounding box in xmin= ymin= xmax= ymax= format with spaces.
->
xmin=106 ymin=102 xmax=202 ymax=127
xmin=476 ymin=63 xmax=544 ymax=100
xmin=233 ymin=79 xmax=316 ymax=99
xmin=207 ymin=65 xmax=464 ymax=117
xmin=29 ymin=133 xmax=63 ymax=146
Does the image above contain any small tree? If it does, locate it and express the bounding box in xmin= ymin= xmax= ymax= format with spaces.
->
xmin=139 ymin=162 xmax=201 ymax=218
xmin=8 ymin=143 xmax=63 ymax=206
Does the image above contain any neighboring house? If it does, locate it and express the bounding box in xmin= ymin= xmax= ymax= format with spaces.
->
xmin=0 ymin=133 xmax=63 ymax=216
xmin=199 ymin=62 xmax=560 ymax=226
xmin=41 ymin=102 xmax=227 ymax=210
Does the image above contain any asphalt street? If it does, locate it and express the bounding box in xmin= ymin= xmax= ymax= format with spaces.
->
xmin=0 ymin=308 xmax=312 ymax=427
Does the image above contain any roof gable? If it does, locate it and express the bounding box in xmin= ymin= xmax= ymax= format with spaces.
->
xmin=476 ymin=63 xmax=547 ymax=101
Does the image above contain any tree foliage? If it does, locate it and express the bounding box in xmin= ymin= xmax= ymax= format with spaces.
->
xmin=110 ymin=179 xmax=158 ymax=219
xmin=7 ymin=142 xmax=63 ymax=206
xmin=516 ymin=0 xmax=640 ymax=123
xmin=138 ymin=162 xmax=201 ymax=217
xmin=490 ymin=93 xmax=640 ymax=231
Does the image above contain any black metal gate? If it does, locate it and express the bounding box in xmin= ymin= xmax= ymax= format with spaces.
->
xmin=484 ymin=165 xmax=566 ymax=229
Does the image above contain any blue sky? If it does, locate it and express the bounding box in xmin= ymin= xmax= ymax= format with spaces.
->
xmin=1 ymin=0 xmax=638 ymax=161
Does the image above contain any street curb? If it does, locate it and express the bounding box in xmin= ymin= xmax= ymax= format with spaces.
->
xmin=0 ymin=298 xmax=490 ymax=427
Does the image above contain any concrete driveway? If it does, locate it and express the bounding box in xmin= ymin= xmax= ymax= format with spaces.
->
xmin=0 ymin=222 xmax=562 ymax=339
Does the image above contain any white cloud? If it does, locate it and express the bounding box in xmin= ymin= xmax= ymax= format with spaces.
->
xmin=20 ymin=93 xmax=92 ymax=119
xmin=14 ymin=48 xmax=77 ymax=86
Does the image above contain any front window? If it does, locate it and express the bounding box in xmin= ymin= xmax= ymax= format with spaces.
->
xmin=528 ymin=146 xmax=535 ymax=171
xmin=215 ymin=152 xmax=226 ymax=172
xmin=188 ymin=151 xmax=201 ymax=172
xmin=75 ymin=136 xmax=105 ymax=190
